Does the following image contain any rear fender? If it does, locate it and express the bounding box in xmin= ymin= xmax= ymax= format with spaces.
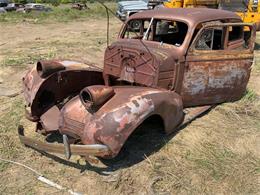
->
xmin=81 ymin=88 xmax=184 ymax=157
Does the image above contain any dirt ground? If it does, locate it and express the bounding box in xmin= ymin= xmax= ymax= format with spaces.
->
xmin=0 ymin=18 xmax=259 ymax=195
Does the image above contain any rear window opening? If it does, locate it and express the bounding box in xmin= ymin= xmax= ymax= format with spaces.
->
xmin=122 ymin=18 xmax=188 ymax=47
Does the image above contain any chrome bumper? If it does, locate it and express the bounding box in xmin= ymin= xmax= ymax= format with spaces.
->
xmin=18 ymin=125 xmax=110 ymax=159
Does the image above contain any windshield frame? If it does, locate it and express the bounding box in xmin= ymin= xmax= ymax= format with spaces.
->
xmin=119 ymin=17 xmax=190 ymax=49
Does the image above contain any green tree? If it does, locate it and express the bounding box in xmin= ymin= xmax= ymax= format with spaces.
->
xmin=49 ymin=0 xmax=60 ymax=6
xmin=14 ymin=0 xmax=28 ymax=4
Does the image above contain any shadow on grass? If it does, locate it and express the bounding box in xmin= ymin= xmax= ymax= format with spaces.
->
xmin=36 ymin=109 xmax=212 ymax=175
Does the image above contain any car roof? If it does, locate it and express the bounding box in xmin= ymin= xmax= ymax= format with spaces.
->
xmin=129 ymin=8 xmax=241 ymax=27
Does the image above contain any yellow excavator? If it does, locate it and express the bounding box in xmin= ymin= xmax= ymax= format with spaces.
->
xmin=163 ymin=0 xmax=260 ymax=30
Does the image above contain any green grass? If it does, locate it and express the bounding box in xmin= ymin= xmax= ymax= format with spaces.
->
xmin=0 ymin=98 xmax=24 ymax=133
xmin=0 ymin=3 xmax=117 ymax=24
xmin=1 ymin=49 xmax=57 ymax=67
xmin=0 ymin=161 xmax=9 ymax=172
xmin=242 ymin=88 xmax=258 ymax=102
xmin=0 ymin=98 xmax=25 ymax=158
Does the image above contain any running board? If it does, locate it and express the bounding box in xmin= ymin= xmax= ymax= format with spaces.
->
xmin=179 ymin=105 xmax=214 ymax=128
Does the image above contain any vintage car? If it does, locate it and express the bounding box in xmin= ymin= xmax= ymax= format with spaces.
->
xmin=16 ymin=3 xmax=52 ymax=13
xmin=116 ymin=0 xmax=165 ymax=21
xmin=4 ymin=3 xmax=24 ymax=12
xmin=116 ymin=0 xmax=149 ymax=21
xmin=19 ymin=8 xmax=256 ymax=161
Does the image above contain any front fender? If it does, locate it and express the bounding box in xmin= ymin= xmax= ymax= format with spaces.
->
xmin=23 ymin=60 xmax=104 ymax=119
xmin=60 ymin=86 xmax=183 ymax=158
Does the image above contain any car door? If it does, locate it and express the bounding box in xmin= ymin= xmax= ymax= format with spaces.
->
xmin=180 ymin=22 xmax=255 ymax=107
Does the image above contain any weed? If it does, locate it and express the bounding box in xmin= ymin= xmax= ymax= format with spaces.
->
xmin=242 ymin=88 xmax=258 ymax=102
xmin=0 ymin=162 xmax=9 ymax=172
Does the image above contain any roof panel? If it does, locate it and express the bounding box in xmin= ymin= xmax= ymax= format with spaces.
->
xmin=129 ymin=8 xmax=241 ymax=26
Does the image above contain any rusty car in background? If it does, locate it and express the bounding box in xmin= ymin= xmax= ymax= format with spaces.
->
xmin=71 ymin=3 xmax=89 ymax=10
xmin=19 ymin=8 xmax=256 ymax=161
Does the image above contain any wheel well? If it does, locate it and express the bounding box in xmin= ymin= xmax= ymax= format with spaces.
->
xmin=145 ymin=114 xmax=165 ymax=131
xmin=131 ymin=114 xmax=165 ymax=136
xmin=114 ymin=114 xmax=166 ymax=159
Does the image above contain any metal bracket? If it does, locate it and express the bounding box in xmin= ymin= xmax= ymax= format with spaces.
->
xmin=63 ymin=134 xmax=71 ymax=160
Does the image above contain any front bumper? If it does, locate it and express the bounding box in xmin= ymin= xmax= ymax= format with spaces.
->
xmin=18 ymin=125 xmax=110 ymax=160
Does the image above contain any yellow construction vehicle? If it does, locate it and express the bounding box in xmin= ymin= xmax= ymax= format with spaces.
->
xmin=163 ymin=0 xmax=260 ymax=30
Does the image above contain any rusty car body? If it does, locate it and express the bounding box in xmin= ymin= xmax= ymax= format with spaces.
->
xmin=19 ymin=8 xmax=256 ymax=160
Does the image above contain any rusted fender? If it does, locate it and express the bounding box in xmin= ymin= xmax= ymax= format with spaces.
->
xmin=22 ymin=60 xmax=104 ymax=119
xmin=59 ymin=86 xmax=184 ymax=158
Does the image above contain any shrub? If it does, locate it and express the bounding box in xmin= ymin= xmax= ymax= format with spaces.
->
xmin=46 ymin=0 xmax=60 ymax=6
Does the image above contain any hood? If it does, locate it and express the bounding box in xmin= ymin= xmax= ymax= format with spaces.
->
xmin=103 ymin=39 xmax=181 ymax=87
xmin=118 ymin=0 xmax=148 ymax=11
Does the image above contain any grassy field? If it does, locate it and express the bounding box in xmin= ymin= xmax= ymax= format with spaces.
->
xmin=0 ymin=4 xmax=259 ymax=195
xmin=0 ymin=2 xmax=116 ymax=23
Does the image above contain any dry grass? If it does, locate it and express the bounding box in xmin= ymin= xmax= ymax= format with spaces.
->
xmin=0 ymin=15 xmax=259 ymax=194
xmin=148 ymin=95 xmax=260 ymax=194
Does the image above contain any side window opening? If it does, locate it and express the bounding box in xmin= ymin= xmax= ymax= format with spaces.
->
xmin=194 ymin=24 xmax=252 ymax=51
xmin=228 ymin=26 xmax=243 ymax=41
xmin=195 ymin=27 xmax=224 ymax=50
xmin=227 ymin=25 xmax=251 ymax=50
